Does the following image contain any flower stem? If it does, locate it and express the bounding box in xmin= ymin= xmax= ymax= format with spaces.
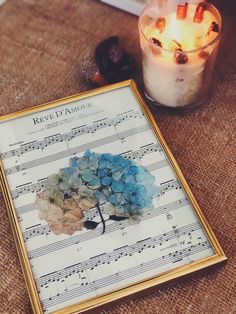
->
xmin=97 ymin=205 xmax=106 ymax=234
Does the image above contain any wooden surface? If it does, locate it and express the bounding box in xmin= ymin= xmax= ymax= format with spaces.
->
xmin=0 ymin=0 xmax=235 ymax=313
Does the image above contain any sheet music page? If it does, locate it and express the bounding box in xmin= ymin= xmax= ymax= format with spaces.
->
xmin=0 ymin=86 xmax=214 ymax=313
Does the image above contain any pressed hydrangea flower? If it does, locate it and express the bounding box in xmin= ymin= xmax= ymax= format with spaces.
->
xmin=36 ymin=150 xmax=160 ymax=235
xmin=36 ymin=197 xmax=63 ymax=221
xmin=47 ymin=174 xmax=60 ymax=186
xmin=79 ymin=195 xmax=97 ymax=211
xmin=36 ymin=196 xmax=84 ymax=236
xmin=68 ymin=175 xmax=82 ymax=189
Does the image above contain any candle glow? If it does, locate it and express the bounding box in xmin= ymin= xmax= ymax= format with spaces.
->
xmin=139 ymin=1 xmax=221 ymax=110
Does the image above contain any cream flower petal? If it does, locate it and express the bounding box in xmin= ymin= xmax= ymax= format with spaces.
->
xmin=71 ymin=192 xmax=80 ymax=200
xmin=42 ymin=190 xmax=52 ymax=199
xmin=103 ymin=203 xmax=116 ymax=214
xmin=63 ymin=224 xmax=77 ymax=236
xmin=74 ymin=220 xmax=84 ymax=231
xmin=48 ymin=221 xmax=64 ymax=235
xmin=47 ymin=210 xmax=63 ymax=222
xmin=63 ymin=198 xmax=78 ymax=211
xmin=36 ymin=198 xmax=51 ymax=212
xmin=63 ymin=212 xmax=79 ymax=223
xmin=69 ymin=208 xmax=83 ymax=220
xmin=38 ymin=210 xmax=48 ymax=220
xmin=47 ymin=174 xmax=59 ymax=186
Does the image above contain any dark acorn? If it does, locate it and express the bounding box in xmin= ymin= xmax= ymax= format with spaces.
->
xmin=174 ymin=49 xmax=188 ymax=64
xmin=95 ymin=36 xmax=135 ymax=83
xmin=108 ymin=44 xmax=124 ymax=64
xmin=80 ymin=58 xmax=107 ymax=86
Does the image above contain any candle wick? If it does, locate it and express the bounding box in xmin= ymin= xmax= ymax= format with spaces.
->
xmin=172 ymin=39 xmax=182 ymax=49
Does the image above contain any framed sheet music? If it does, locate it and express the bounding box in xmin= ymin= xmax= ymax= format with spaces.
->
xmin=0 ymin=80 xmax=226 ymax=314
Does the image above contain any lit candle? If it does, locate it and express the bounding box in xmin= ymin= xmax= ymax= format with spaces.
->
xmin=138 ymin=1 xmax=221 ymax=112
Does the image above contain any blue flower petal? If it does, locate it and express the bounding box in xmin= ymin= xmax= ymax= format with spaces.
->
xmin=84 ymin=150 xmax=92 ymax=158
xmin=112 ymin=155 xmax=123 ymax=165
xmin=111 ymin=181 xmax=124 ymax=193
xmin=95 ymin=191 xmax=107 ymax=203
xmin=130 ymin=166 xmax=139 ymax=175
xmin=123 ymin=183 xmax=135 ymax=192
xmin=81 ymin=169 xmax=94 ymax=182
xmin=89 ymin=177 xmax=101 ymax=186
xmin=97 ymin=169 xmax=106 ymax=178
xmin=112 ymin=171 xmax=123 ymax=181
xmin=125 ymin=175 xmax=136 ymax=184
xmin=102 ymin=176 xmax=112 ymax=186
xmin=98 ymin=160 xmax=108 ymax=169
xmin=78 ymin=159 xmax=88 ymax=170
xmin=109 ymin=194 xmax=119 ymax=205
xmin=69 ymin=158 xmax=78 ymax=168
xmin=101 ymin=153 xmax=113 ymax=161
xmin=103 ymin=188 xmax=111 ymax=199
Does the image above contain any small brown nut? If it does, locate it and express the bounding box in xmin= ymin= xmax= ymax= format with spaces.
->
xmin=155 ymin=17 xmax=166 ymax=33
xmin=207 ymin=22 xmax=220 ymax=36
xmin=198 ymin=50 xmax=209 ymax=59
xmin=174 ymin=49 xmax=188 ymax=64
xmin=149 ymin=37 xmax=163 ymax=56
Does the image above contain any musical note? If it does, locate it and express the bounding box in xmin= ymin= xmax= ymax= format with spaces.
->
xmin=166 ymin=213 xmax=173 ymax=220
xmin=11 ymin=160 xmax=171 ymax=199
xmin=0 ymin=110 xmax=145 ymax=160
xmin=5 ymin=125 xmax=152 ymax=176
xmin=6 ymin=142 xmax=163 ymax=176
xmin=40 ymin=241 xmax=212 ymax=310
xmin=44 ymin=134 xmax=63 ymax=146
xmin=160 ymin=179 xmax=181 ymax=195
xmin=35 ymin=224 xmax=202 ymax=288
xmin=172 ymin=225 xmax=181 ymax=238
xmin=0 ymin=90 xmax=215 ymax=314
xmin=22 ymin=197 xmax=189 ymax=243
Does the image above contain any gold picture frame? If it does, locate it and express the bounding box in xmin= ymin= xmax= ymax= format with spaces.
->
xmin=0 ymin=80 xmax=227 ymax=314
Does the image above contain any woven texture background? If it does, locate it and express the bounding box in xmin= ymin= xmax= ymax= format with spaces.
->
xmin=0 ymin=0 xmax=235 ymax=313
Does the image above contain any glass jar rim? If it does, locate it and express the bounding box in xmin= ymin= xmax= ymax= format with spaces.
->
xmin=138 ymin=2 xmax=222 ymax=55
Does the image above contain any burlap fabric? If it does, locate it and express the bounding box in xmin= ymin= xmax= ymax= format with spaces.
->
xmin=0 ymin=0 xmax=235 ymax=313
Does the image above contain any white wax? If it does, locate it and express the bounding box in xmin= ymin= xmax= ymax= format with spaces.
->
xmin=143 ymin=51 xmax=205 ymax=107
xmin=141 ymin=4 xmax=219 ymax=108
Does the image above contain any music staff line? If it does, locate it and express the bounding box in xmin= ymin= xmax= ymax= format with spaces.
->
xmin=23 ymin=181 xmax=182 ymax=242
xmin=1 ymin=110 xmax=144 ymax=160
xmin=24 ymin=206 xmax=102 ymax=241
xmin=12 ymin=157 xmax=170 ymax=200
xmin=41 ymin=241 xmax=211 ymax=310
xmin=37 ymin=221 xmax=201 ymax=287
xmin=27 ymin=197 xmax=188 ymax=260
xmin=5 ymin=137 xmax=162 ymax=175
xmin=14 ymin=160 xmax=171 ymax=217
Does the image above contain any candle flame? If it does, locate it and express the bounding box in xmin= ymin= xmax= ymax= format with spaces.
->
xmin=169 ymin=14 xmax=181 ymax=42
xmin=167 ymin=14 xmax=195 ymax=51
xmin=145 ymin=3 xmax=219 ymax=55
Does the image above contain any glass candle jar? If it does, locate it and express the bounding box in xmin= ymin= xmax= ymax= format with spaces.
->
xmin=138 ymin=1 xmax=222 ymax=113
